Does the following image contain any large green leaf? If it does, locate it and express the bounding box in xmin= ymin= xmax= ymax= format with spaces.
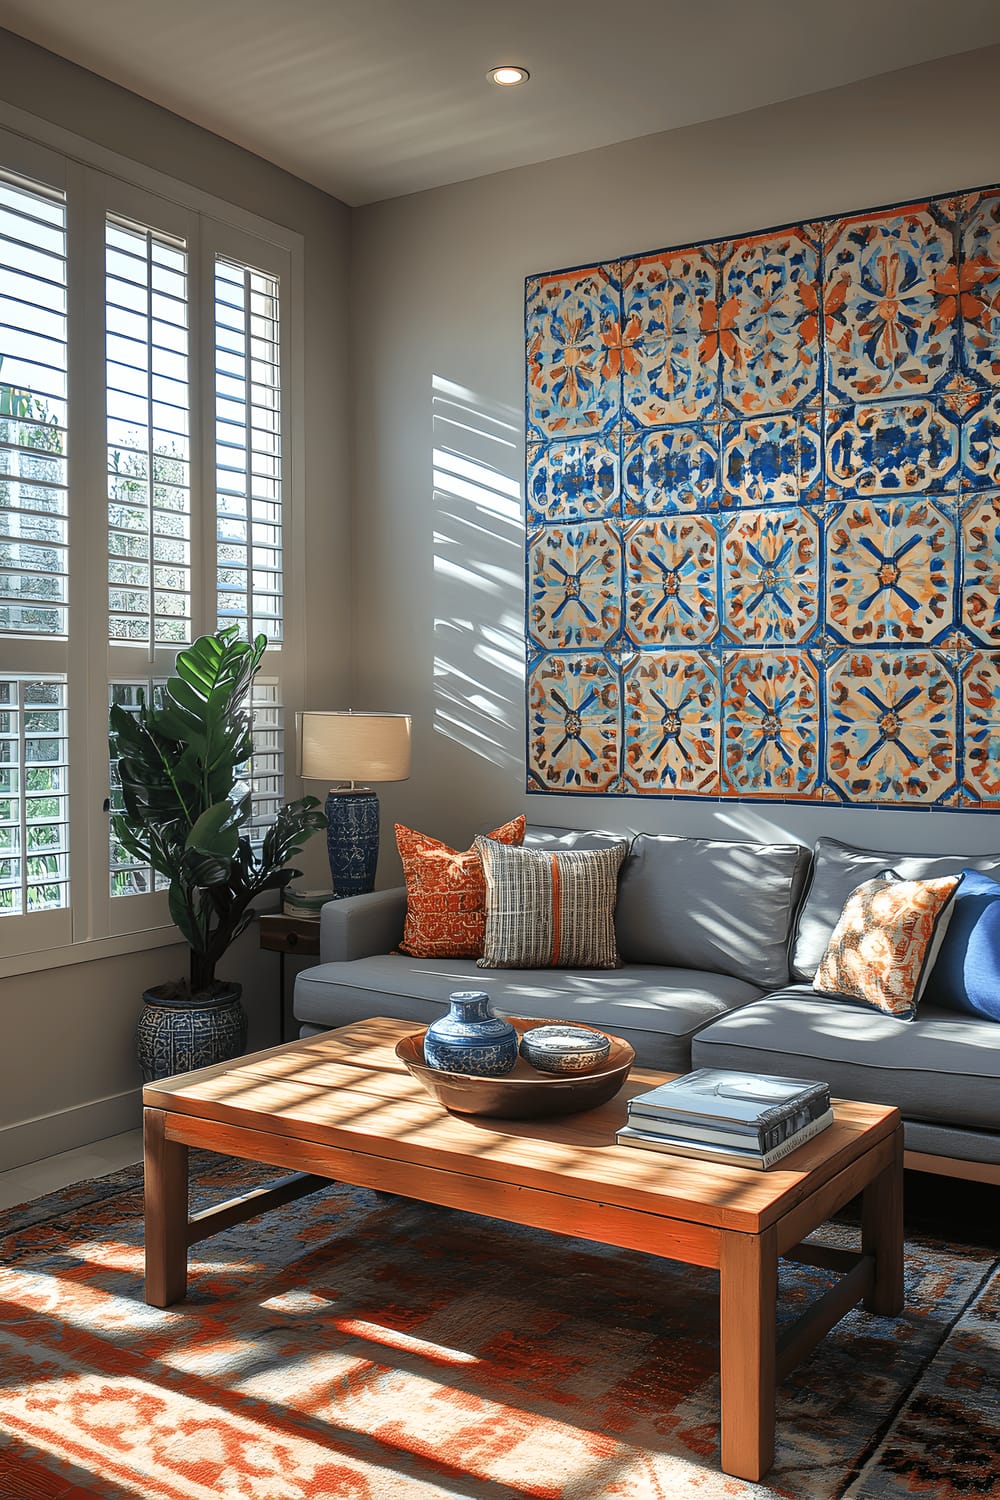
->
xmin=163 ymin=676 xmax=212 ymax=730
xmin=181 ymin=845 xmax=231 ymax=889
xmin=145 ymin=821 xmax=187 ymax=881
xmin=109 ymin=702 xmax=148 ymax=753
xmin=168 ymin=643 xmax=256 ymax=792
xmin=133 ymin=702 xmax=191 ymax=746
xmin=118 ymin=772 xmax=188 ymax=827
xmin=177 ymin=800 xmax=243 ymax=890
xmin=174 ymin=635 xmax=222 ymax=695
xmin=168 ymin=883 xmax=200 ymax=949
xmin=227 ymin=778 xmax=252 ymax=822
xmin=110 ymin=814 xmax=151 ymax=865
xmin=186 ymin=800 xmax=240 ymax=855
xmin=261 ymin=796 xmax=326 ymax=869
xmin=174 ymin=629 xmax=264 ymax=707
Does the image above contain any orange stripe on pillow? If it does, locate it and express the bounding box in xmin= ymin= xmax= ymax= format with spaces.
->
xmin=549 ymin=852 xmax=561 ymax=966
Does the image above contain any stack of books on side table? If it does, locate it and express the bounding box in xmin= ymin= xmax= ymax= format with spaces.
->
xmin=616 ymin=1068 xmax=833 ymax=1170
xmin=282 ymin=887 xmax=334 ymax=920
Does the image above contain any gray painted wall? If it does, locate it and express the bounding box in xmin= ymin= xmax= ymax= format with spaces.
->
xmin=0 ymin=31 xmax=352 ymax=1169
xmin=352 ymin=44 xmax=1000 ymax=873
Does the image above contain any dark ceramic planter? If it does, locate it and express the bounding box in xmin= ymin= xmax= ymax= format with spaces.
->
xmin=136 ymin=981 xmax=247 ymax=1083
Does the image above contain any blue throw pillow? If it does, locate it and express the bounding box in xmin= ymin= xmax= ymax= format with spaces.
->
xmin=924 ymin=868 xmax=1000 ymax=1021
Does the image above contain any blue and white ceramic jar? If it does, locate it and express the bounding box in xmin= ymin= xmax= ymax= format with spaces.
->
xmin=423 ymin=991 xmax=518 ymax=1076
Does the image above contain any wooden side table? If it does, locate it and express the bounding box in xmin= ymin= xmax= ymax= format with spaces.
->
xmin=258 ymin=914 xmax=321 ymax=1042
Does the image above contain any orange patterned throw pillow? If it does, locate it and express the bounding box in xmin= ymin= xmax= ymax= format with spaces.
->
xmin=812 ymin=873 xmax=960 ymax=1021
xmin=396 ymin=816 xmax=526 ymax=959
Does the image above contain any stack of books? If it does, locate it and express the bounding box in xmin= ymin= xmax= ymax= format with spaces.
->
xmin=282 ymin=887 xmax=334 ymax=920
xmin=616 ymin=1068 xmax=833 ymax=1170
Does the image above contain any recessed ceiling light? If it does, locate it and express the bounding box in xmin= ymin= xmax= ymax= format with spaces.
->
xmin=488 ymin=65 xmax=530 ymax=87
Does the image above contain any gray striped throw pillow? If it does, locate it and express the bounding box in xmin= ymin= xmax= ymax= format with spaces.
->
xmin=474 ymin=837 xmax=627 ymax=969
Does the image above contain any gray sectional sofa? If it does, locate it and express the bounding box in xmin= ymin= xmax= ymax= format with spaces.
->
xmin=293 ymin=824 xmax=1000 ymax=1183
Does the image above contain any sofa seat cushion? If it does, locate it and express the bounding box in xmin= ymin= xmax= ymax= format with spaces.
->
xmin=294 ymin=955 xmax=765 ymax=1072
xmin=691 ymin=986 xmax=1000 ymax=1132
xmin=903 ymin=1120 xmax=1000 ymax=1166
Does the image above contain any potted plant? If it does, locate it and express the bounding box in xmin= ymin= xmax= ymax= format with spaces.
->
xmin=110 ymin=626 xmax=326 ymax=1080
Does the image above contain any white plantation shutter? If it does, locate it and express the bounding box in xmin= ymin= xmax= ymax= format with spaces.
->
xmin=0 ymin=675 xmax=69 ymax=914
xmin=106 ymin=217 xmax=191 ymax=646
xmin=0 ymin=172 xmax=68 ymax=637
xmin=214 ymin=258 xmax=283 ymax=641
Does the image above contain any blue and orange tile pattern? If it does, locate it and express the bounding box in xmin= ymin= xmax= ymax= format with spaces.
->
xmin=525 ymin=188 xmax=1000 ymax=805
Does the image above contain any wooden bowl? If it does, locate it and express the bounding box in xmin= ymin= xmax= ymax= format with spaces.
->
xmin=395 ymin=1017 xmax=634 ymax=1119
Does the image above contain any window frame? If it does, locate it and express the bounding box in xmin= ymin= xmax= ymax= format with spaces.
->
xmin=0 ymin=111 xmax=306 ymax=978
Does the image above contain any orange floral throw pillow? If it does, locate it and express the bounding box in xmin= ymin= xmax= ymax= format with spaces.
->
xmin=813 ymin=873 xmax=960 ymax=1021
xmin=396 ymin=816 xmax=526 ymax=959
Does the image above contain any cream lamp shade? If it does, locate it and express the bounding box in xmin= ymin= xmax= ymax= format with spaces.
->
xmin=297 ymin=711 xmax=411 ymax=786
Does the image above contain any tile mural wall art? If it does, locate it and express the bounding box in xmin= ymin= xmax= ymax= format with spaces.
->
xmin=524 ymin=187 xmax=1000 ymax=808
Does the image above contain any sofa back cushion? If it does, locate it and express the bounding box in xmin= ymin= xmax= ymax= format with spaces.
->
xmin=922 ymin=868 xmax=1000 ymax=1021
xmin=614 ymin=834 xmax=811 ymax=989
xmin=792 ymin=837 xmax=1000 ymax=980
xmin=524 ymin=824 xmax=630 ymax=854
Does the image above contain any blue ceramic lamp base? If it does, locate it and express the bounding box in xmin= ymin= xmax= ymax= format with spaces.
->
xmin=326 ymin=787 xmax=380 ymax=897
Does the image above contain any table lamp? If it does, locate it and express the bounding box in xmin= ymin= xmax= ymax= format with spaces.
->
xmin=297 ymin=710 xmax=411 ymax=897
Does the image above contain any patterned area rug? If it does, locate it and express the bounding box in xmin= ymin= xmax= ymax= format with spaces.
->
xmin=1 ymin=1153 xmax=998 ymax=1500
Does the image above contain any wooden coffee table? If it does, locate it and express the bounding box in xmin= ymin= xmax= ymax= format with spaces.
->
xmin=142 ymin=1016 xmax=903 ymax=1482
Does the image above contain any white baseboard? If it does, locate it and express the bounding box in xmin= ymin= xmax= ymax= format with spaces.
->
xmin=0 ymin=1089 xmax=143 ymax=1173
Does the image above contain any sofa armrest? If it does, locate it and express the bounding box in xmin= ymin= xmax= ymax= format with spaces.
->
xmin=319 ymin=887 xmax=407 ymax=962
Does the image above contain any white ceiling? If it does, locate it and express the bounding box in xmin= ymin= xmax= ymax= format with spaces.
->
xmin=1 ymin=0 xmax=999 ymax=206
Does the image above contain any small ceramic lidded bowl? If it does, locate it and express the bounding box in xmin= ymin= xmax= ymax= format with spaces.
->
xmin=519 ymin=1024 xmax=612 ymax=1075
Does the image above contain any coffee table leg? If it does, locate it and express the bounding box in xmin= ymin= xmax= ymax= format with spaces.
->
xmin=861 ymin=1123 xmax=905 ymax=1316
xmin=144 ymin=1106 xmax=189 ymax=1307
xmin=719 ymin=1226 xmax=777 ymax=1481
